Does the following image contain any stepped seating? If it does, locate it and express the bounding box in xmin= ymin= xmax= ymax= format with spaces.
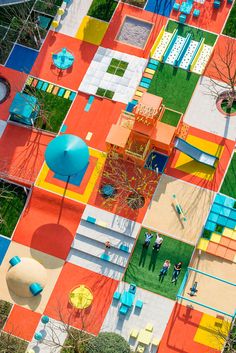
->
xmin=133 ymin=58 xmax=159 ymax=102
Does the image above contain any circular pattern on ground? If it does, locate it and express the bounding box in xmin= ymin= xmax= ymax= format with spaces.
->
xmin=0 ymin=77 xmax=11 ymax=104
xmin=216 ymin=91 xmax=236 ymax=117
xmin=69 ymin=285 xmax=93 ymax=309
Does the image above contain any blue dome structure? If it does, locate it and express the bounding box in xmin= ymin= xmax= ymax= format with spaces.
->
xmin=45 ymin=134 xmax=89 ymax=176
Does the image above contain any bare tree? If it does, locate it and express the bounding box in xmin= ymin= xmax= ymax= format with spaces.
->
xmin=204 ymin=38 xmax=236 ymax=110
xmin=100 ymin=154 xmax=158 ymax=210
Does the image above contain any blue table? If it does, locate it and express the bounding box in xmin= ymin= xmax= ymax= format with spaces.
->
xmin=120 ymin=291 xmax=135 ymax=307
xmin=53 ymin=48 xmax=74 ymax=70
xmin=180 ymin=1 xmax=193 ymax=14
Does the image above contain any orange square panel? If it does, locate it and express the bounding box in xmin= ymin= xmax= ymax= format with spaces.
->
xmin=215 ymin=245 xmax=227 ymax=258
xmin=228 ymin=240 xmax=236 ymax=251
xmin=220 ymin=237 xmax=231 ymax=247
xmin=224 ymin=249 xmax=235 ymax=262
xmin=206 ymin=241 xmax=218 ymax=254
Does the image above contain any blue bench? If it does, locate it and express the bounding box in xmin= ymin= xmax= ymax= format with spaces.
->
xmin=135 ymin=299 xmax=143 ymax=309
xmin=119 ymin=305 xmax=129 ymax=315
xmin=113 ymin=291 xmax=121 ymax=300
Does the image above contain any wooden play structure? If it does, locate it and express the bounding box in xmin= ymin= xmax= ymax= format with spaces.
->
xmin=106 ymin=92 xmax=181 ymax=165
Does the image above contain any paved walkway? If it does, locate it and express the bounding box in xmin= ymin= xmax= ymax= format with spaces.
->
xmin=57 ymin=0 xmax=94 ymax=37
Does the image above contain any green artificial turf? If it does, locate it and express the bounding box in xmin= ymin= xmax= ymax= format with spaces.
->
xmin=223 ymin=2 xmax=236 ymax=38
xmin=124 ymin=228 xmax=194 ymax=300
xmin=166 ymin=20 xmax=217 ymax=46
xmin=221 ymin=100 xmax=236 ymax=114
xmin=148 ymin=63 xmax=199 ymax=113
xmin=0 ymin=182 xmax=27 ymax=238
xmin=220 ymin=153 xmax=236 ymax=199
xmin=23 ymin=86 xmax=72 ymax=133
xmin=88 ymin=0 xmax=118 ymax=22
xmin=161 ymin=109 xmax=182 ymax=127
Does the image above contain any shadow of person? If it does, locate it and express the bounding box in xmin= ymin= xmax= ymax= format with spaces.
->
xmin=138 ymin=246 xmax=148 ymax=267
xmin=148 ymin=249 xmax=159 ymax=271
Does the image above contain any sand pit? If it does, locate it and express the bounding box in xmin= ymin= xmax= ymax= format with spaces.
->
xmin=116 ymin=16 xmax=153 ymax=49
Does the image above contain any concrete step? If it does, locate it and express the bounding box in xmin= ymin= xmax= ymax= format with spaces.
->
xmin=72 ymin=235 xmax=129 ymax=268
xmin=78 ymin=220 xmax=135 ymax=252
xmin=67 ymin=248 xmax=124 ymax=280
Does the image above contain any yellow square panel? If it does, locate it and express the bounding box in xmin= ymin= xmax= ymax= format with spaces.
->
xmin=175 ymin=135 xmax=223 ymax=181
xmin=222 ymin=227 xmax=233 ymax=238
xmin=97 ymin=220 xmax=107 ymax=228
xmin=231 ymin=231 xmax=236 ymax=240
xmin=75 ymin=16 xmax=109 ymax=45
xmin=197 ymin=238 xmax=209 ymax=251
xmin=145 ymin=68 xmax=155 ymax=74
xmin=194 ymin=313 xmax=230 ymax=350
xmin=47 ymin=84 xmax=54 ymax=93
xmin=135 ymin=91 xmax=143 ymax=97
xmin=210 ymin=233 xmax=221 ymax=243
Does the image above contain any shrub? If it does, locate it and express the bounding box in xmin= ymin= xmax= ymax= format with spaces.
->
xmin=84 ymin=332 xmax=131 ymax=353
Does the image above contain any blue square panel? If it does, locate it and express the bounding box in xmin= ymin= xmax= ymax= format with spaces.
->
xmin=215 ymin=194 xmax=226 ymax=205
xmin=205 ymin=221 xmax=216 ymax=232
xmin=217 ymin=216 xmax=228 ymax=226
xmin=145 ymin=151 xmax=168 ymax=173
xmin=211 ymin=204 xmax=222 ymax=214
xmin=219 ymin=207 xmax=231 ymax=217
xmin=0 ymin=236 xmax=11 ymax=265
xmin=224 ymin=196 xmax=235 ymax=208
xmin=145 ymin=0 xmax=175 ymax=17
xmin=226 ymin=219 xmax=236 ymax=229
xmin=229 ymin=210 xmax=236 ymax=220
xmin=6 ymin=44 xmax=39 ymax=74
xmin=208 ymin=212 xmax=219 ymax=223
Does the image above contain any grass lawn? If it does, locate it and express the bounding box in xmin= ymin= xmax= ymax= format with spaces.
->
xmin=148 ymin=63 xmax=199 ymax=113
xmin=24 ymin=86 xmax=72 ymax=133
xmin=88 ymin=0 xmax=118 ymax=22
xmin=223 ymin=2 xmax=236 ymax=38
xmin=166 ymin=20 xmax=217 ymax=46
xmin=0 ymin=300 xmax=12 ymax=329
xmin=0 ymin=332 xmax=28 ymax=353
xmin=161 ymin=108 xmax=182 ymax=127
xmin=220 ymin=153 xmax=236 ymax=199
xmin=124 ymin=228 xmax=194 ymax=300
xmin=0 ymin=182 xmax=27 ymax=238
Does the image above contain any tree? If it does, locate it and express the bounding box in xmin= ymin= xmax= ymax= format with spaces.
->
xmin=100 ymin=154 xmax=158 ymax=210
xmin=204 ymin=38 xmax=236 ymax=111
xmin=84 ymin=332 xmax=131 ymax=353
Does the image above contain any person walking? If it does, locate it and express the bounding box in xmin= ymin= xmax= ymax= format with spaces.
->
xmin=143 ymin=231 xmax=153 ymax=248
xmin=153 ymin=233 xmax=163 ymax=251
xmin=171 ymin=262 xmax=182 ymax=283
xmin=159 ymin=259 xmax=171 ymax=282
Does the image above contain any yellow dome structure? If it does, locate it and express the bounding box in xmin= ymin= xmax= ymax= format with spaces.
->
xmin=6 ymin=257 xmax=47 ymax=298
xmin=69 ymin=285 xmax=93 ymax=309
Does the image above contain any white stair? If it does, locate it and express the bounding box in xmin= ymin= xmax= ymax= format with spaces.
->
xmin=179 ymin=40 xmax=199 ymax=70
xmin=152 ymin=31 xmax=172 ymax=61
xmin=192 ymin=44 xmax=212 ymax=74
xmin=165 ymin=36 xmax=185 ymax=65
xmin=68 ymin=248 xmax=124 ymax=280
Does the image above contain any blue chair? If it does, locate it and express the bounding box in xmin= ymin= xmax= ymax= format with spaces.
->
xmin=119 ymin=305 xmax=129 ymax=315
xmin=9 ymin=256 xmax=21 ymax=267
xmin=135 ymin=300 xmax=143 ymax=309
xmin=113 ymin=291 xmax=121 ymax=300
xmin=193 ymin=9 xmax=200 ymax=17
xmin=129 ymin=283 xmax=137 ymax=294
xmin=29 ymin=283 xmax=43 ymax=296
xmin=213 ymin=0 xmax=220 ymax=8
xmin=173 ymin=2 xmax=180 ymax=11
xmin=179 ymin=14 xmax=187 ymax=23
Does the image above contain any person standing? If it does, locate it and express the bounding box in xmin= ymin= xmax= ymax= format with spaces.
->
xmin=153 ymin=233 xmax=163 ymax=251
xmin=171 ymin=262 xmax=182 ymax=283
xmin=143 ymin=232 xmax=153 ymax=248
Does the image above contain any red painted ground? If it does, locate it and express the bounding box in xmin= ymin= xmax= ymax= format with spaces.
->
xmin=165 ymin=126 xmax=235 ymax=192
xmin=0 ymin=66 xmax=27 ymax=121
xmin=158 ymin=303 xmax=220 ymax=353
xmin=13 ymin=187 xmax=85 ymax=260
xmin=101 ymin=3 xmax=167 ymax=58
xmin=204 ymin=35 xmax=236 ymax=82
xmin=63 ymin=93 xmax=125 ymax=151
xmin=170 ymin=0 xmax=232 ymax=34
xmin=31 ymin=31 xmax=98 ymax=90
xmin=0 ymin=124 xmax=52 ymax=186
xmin=4 ymin=305 xmax=41 ymax=341
xmin=44 ymin=263 xmax=118 ymax=335
xmin=88 ymin=158 xmax=159 ymax=223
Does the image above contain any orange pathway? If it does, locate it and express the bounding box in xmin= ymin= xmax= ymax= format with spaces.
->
xmin=13 ymin=187 xmax=85 ymax=260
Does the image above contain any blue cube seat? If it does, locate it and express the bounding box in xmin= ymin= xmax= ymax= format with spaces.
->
xmin=193 ymin=9 xmax=200 ymax=17
xmin=119 ymin=244 xmax=129 ymax=253
xmin=135 ymin=300 xmax=143 ymax=309
xmin=101 ymin=253 xmax=110 ymax=261
xmin=213 ymin=0 xmax=220 ymax=8
xmin=87 ymin=216 xmax=96 ymax=224
xmin=179 ymin=14 xmax=187 ymax=23
xmin=173 ymin=2 xmax=180 ymax=11
xmin=119 ymin=305 xmax=129 ymax=315
xmin=113 ymin=291 xmax=121 ymax=300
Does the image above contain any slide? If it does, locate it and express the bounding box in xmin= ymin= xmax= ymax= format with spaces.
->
xmin=175 ymin=138 xmax=218 ymax=168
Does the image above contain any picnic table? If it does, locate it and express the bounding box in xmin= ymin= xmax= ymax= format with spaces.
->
xmin=180 ymin=1 xmax=193 ymax=14
xmin=137 ymin=329 xmax=153 ymax=345
xmin=120 ymin=291 xmax=135 ymax=307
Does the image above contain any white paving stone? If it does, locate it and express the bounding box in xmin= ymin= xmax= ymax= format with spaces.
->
xmin=101 ymin=282 xmax=175 ymax=352
xmin=79 ymin=47 xmax=147 ymax=104
xmin=27 ymin=318 xmax=68 ymax=353
xmin=184 ymin=76 xmax=236 ymax=141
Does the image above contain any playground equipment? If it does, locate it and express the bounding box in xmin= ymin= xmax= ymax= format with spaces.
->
xmin=41 ymin=315 xmax=50 ymax=325
xmin=45 ymin=134 xmax=89 ymax=179
xmin=172 ymin=194 xmax=187 ymax=222
xmin=9 ymin=92 xmax=39 ymax=126
xmin=0 ymin=77 xmax=11 ymax=104
xmin=150 ymin=28 xmax=213 ymax=74
xmin=174 ymin=138 xmax=218 ymax=168
xmin=7 ymin=257 xmax=47 ymax=297
xmin=52 ymin=48 xmax=74 ymax=70
xmin=69 ymin=285 xmax=93 ymax=309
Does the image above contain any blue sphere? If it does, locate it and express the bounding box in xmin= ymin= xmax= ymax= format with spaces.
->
xmin=41 ymin=315 xmax=49 ymax=324
xmin=34 ymin=332 xmax=43 ymax=341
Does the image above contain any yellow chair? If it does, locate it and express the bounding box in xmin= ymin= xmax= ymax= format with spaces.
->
xmin=152 ymin=337 xmax=160 ymax=346
xmin=146 ymin=323 xmax=153 ymax=332
xmin=130 ymin=329 xmax=139 ymax=339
